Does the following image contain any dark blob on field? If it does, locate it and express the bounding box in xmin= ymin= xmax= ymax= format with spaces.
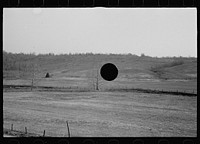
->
xmin=100 ymin=63 xmax=118 ymax=81
xmin=45 ymin=72 xmax=50 ymax=78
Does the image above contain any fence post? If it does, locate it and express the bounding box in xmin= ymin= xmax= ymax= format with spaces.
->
xmin=66 ymin=121 xmax=70 ymax=137
xmin=11 ymin=124 xmax=13 ymax=131
xmin=43 ymin=130 xmax=45 ymax=137
xmin=25 ymin=127 xmax=27 ymax=134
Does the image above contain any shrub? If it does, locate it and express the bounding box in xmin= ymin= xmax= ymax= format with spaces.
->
xmin=45 ymin=73 xmax=50 ymax=78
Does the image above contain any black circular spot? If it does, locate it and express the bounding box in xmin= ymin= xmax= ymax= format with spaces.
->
xmin=100 ymin=63 xmax=118 ymax=81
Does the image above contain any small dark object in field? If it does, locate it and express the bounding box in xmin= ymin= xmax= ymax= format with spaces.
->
xmin=45 ymin=73 xmax=50 ymax=78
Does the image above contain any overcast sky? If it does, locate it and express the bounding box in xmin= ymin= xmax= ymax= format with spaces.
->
xmin=3 ymin=8 xmax=197 ymax=57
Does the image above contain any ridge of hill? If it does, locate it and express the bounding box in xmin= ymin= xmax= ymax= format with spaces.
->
xmin=3 ymin=52 xmax=197 ymax=81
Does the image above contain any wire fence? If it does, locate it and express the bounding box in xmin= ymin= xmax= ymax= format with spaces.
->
xmin=3 ymin=122 xmax=71 ymax=137
xmin=3 ymin=84 xmax=197 ymax=95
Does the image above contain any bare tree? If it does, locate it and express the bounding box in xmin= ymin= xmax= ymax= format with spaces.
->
xmin=94 ymin=69 xmax=99 ymax=91
xmin=30 ymin=63 xmax=41 ymax=91
xmin=87 ymin=65 xmax=102 ymax=91
xmin=31 ymin=63 xmax=35 ymax=91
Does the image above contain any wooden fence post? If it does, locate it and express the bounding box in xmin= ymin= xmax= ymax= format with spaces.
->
xmin=43 ymin=130 xmax=45 ymax=137
xmin=11 ymin=124 xmax=13 ymax=131
xmin=66 ymin=121 xmax=70 ymax=137
xmin=25 ymin=127 xmax=27 ymax=134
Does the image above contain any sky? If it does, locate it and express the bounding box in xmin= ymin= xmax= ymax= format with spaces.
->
xmin=3 ymin=8 xmax=197 ymax=57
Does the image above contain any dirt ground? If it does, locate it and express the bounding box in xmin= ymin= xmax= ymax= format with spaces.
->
xmin=3 ymin=90 xmax=197 ymax=137
xmin=4 ymin=134 xmax=15 ymax=137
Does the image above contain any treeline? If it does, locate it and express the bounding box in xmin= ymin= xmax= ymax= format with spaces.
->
xmin=3 ymin=50 xmax=197 ymax=58
xmin=3 ymin=51 xmax=36 ymax=71
xmin=3 ymin=50 xmax=196 ymax=72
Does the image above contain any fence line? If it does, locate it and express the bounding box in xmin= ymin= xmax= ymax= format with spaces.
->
xmin=4 ymin=121 xmax=72 ymax=137
xmin=105 ymin=87 xmax=197 ymax=96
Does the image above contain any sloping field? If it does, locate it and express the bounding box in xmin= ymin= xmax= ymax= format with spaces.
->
xmin=3 ymin=91 xmax=197 ymax=137
xmin=3 ymin=52 xmax=197 ymax=81
xmin=150 ymin=61 xmax=197 ymax=80
xmin=3 ymin=77 xmax=197 ymax=94
xmin=3 ymin=53 xmax=197 ymax=94
xmin=3 ymin=53 xmax=197 ymax=137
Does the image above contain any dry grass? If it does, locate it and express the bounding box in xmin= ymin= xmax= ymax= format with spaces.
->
xmin=3 ymin=53 xmax=197 ymax=137
xmin=3 ymin=91 xmax=197 ymax=137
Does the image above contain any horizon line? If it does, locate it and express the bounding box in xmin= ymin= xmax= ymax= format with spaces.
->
xmin=3 ymin=50 xmax=197 ymax=58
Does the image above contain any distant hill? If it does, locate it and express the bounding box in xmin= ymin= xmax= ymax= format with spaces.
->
xmin=3 ymin=51 xmax=197 ymax=81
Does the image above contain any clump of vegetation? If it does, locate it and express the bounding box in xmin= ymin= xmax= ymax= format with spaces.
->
xmin=150 ymin=59 xmax=185 ymax=79
xmin=168 ymin=59 xmax=184 ymax=67
xmin=151 ymin=59 xmax=184 ymax=70
xmin=45 ymin=73 xmax=50 ymax=78
xmin=140 ymin=53 xmax=145 ymax=57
